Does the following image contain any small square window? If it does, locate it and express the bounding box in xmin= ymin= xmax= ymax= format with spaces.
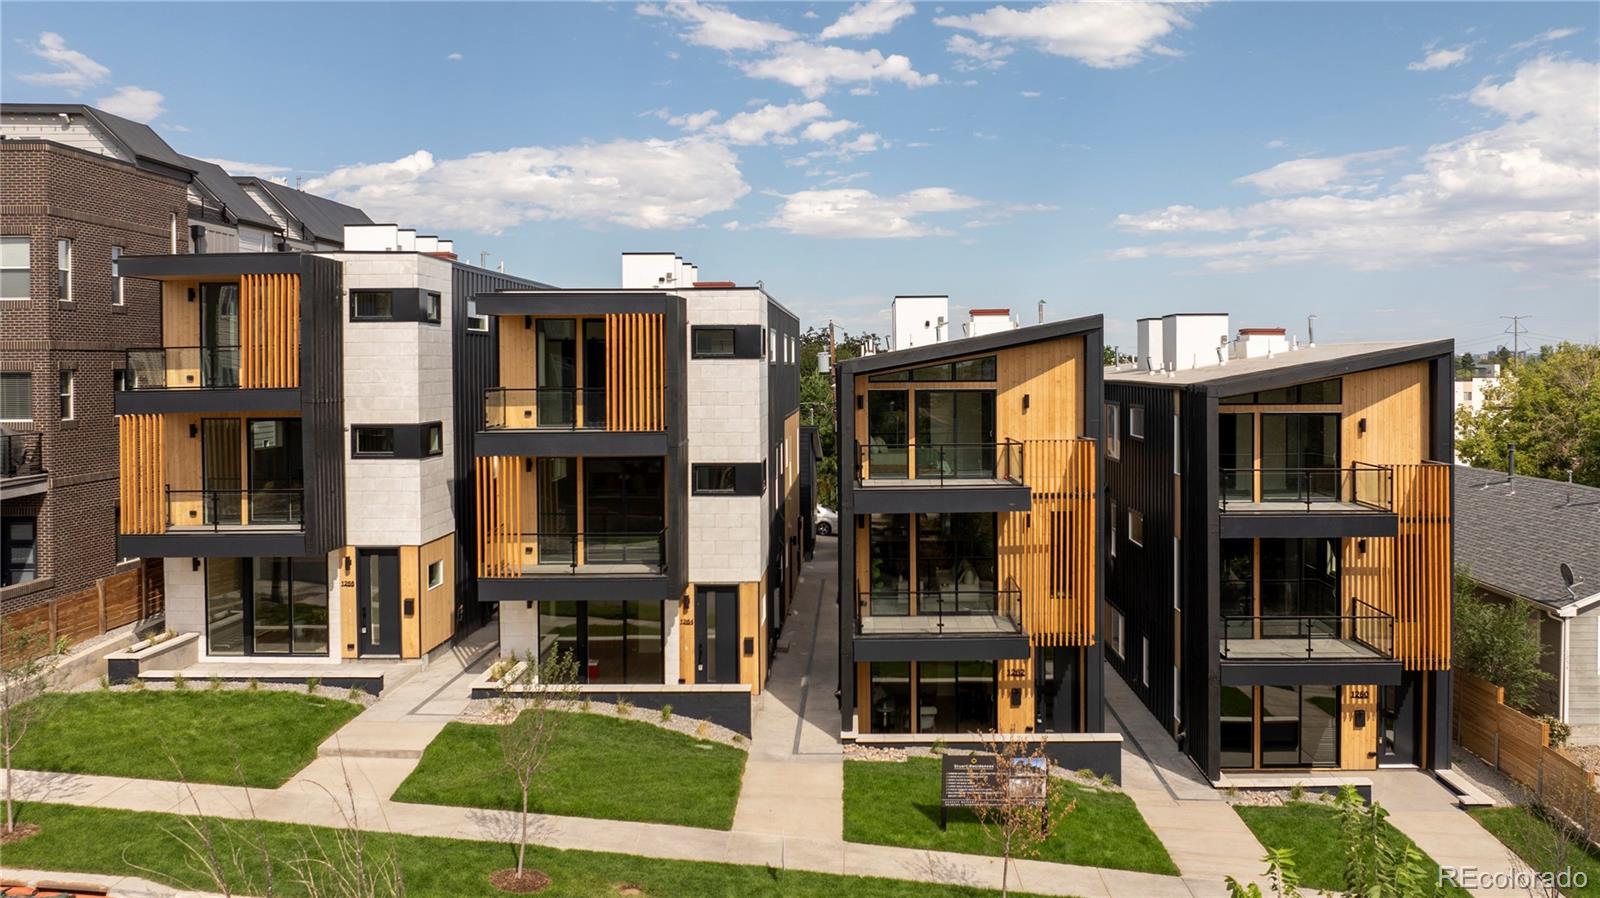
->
xmin=57 ymin=370 xmax=74 ymax=421
xmin=425 ymin=422 xmax=443 ymax=457
xmin=353 ymin=426 xmax=396 ymax=457
xmin=423 ymin=292 xmax=441 ymax=324
xmin=427 ymin=560 xmax=444 ymax=589
xmin=693 ymin=464 xmax=738 ymax=494
xmin=692 ymin=328 xmax=736 ymax=358
xmin=1129 ymin=405 xmax=1145 ymax=440
xmin=0 ymin=372 xmax=31 ymax=422
xmin=467 ymin=297 xmax=488 ymax=332
xmin=352 ymin=291 xmax=394 ymax=321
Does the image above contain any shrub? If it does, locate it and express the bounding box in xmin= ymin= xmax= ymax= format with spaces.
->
xmin=659 ymin=704 xmax=673 ymax=722
xmin=580 ymin=696 xmax=592 ymax=713
xmin=614 ymin=698 xmax=632 ymax=717
xmin=97 ymin=674 xmax=110 ymax=691
xmin=129 ymin=677 xmax=146 ymax=691
xmin=348 ymin=685 xmax=365 ymax=702
xmin=305 ymin=677 xmax=320 ymax=694
xmin=1289 ymin=782 xmax=1306 ymax=802
xmin=171 ymin=673 xmax=188 ymax=691
xmin=246 ymin=678 xmax=260 ymax=692
xmin=1537 ymin=714 xmax=1572 ymax=748
xmin=208 ymin=676 xmax=224 ymax=692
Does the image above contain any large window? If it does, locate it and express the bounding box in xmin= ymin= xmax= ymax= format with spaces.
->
xmin=1220 ymin=539 xmax=1254 ymax=638
xmin=867 ymin=514 xmax=911 ymax=614
xmin=693 ymin=327 xmax=735 ymax=358
xmin=0 ymin=237 xmax=29 ymax=300
xmin=865 ymin=390 xmax=909 ymax=479
xmin=1219 ymin=413 xmax=1253 ymax=500
xmin=1220 ymin=685 xmax=1254 ymax=768
xmin=867 ymin=661 xmax=995 ymax=734
xmin=1260 ymin=414 xmax=1339 ymax=500
xmin=2 ymin=517 xmax=37 ymax=586
xmin=1258 ymin=538 xmax=1339 ymax=630
xmin=536 ymin=318 xmax=577 ymax=427
xmin=916 ymin=512 xmax=997 ymax=613
xmin=1 ymin=372 xmax=31 ymax=422
xmin=1261 ymin=685 xmax=1340 ymax=768
xmin=584 ymin=457 xmax=665 ymax=562
xmin=204 ymin=556 xmax=328 ymax=656
xmin=914 ymin=390 xmax=996 ymax=478
xmin=538 ymin=601 xmax=664 ymax=684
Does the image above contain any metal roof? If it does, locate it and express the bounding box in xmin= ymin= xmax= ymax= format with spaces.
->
xmin=237 ymin=178 xmax=372 ymax=243
xmin=1455 ymin=464 xmax=1600 ymax=611
xmin=1 ymin=103 xmax=194 ymax=179
xmin=181 ymin=156 xmax=277 ymax=229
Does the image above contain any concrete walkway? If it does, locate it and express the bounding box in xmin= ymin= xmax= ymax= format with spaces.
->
xmin=1105 ymin=666 xmax=1270 ymax=887
xmin=732 ymin=536 xmax=845 ymax=841
xmin=1367 ymin=769 xmax=1530 ymax=898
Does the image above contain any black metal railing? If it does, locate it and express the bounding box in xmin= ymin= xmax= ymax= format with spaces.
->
xmin=856 ymin=581 xmax=1023 ymax=635
xmin=124 ymin=347 xmax=242 ymax=390
xmin=1220 ymin=599 xmax=1395 ymax=659
xmin=856 ymin=439 xmax=1024 ymax=485
xmin=517 ymin=529 xmax=667 ymax=572
xmin=165 ymin=487 xmax=304 ymax=529
xmin=1219 ymin=463 xmax=1393 ymax=512
xmin=1 ymin=432 xmax=44 ymax=478
xmin=483 ymin=387 xmax=655 ymax=430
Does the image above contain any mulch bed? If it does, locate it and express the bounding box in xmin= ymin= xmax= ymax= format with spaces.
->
xmin=0 ymin=823 xmax=42 ymax=846
xmin=489 ymin=869 xmax=551 ymax=893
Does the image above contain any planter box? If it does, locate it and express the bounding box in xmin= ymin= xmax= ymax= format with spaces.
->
xmin=105 ymin=631 xmax=199 ymax=683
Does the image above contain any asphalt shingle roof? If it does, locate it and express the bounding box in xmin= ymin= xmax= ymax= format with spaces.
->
xmin=1455 ymin=464 xmax=1600 ymax=610
xmin=242 ymin=179 xmax=372 ymax=243
xmin=181 ymin=156 xmax=277 ymax=228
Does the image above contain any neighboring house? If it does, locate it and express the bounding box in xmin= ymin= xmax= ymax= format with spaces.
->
xmin=1453 ymin=363 xmax=1501 ymax=463
xmin=182 ymin=156 xmax=280 ymax=254
xmin=1455 ymin=464 xmax=1600 ymax=728
xmin=0 ymin=104 xmax=193 ymax=614
xmin=233 ymin=177 xmax=371 ymax=252
xmin=835 ymin=315 xmax=1115 ymax=775
xmin=470 ymin=252 xmax=802 ymax=698
xmin=112 ymin=224 xmax=540 ymax=660
xmin=1105 ymin=313 xmax=1456 ymax=780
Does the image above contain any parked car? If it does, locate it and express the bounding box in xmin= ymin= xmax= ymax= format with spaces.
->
xmin=815 ymin=505 xmax=838 ymax=536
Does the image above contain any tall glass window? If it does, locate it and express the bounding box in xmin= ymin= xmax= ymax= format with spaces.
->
xmin=865 ymin=391 xmax=908 ymax=479
xmin=248 ymin=419 xmax=304 ymax=524
xmin=538 ymin=601 xmax=581 ymax=670
xmin=916 ymin=513 xmax=997 ymax=614
xmin=200 ymin=284 xmax=241 ymax=387
xmin=204 ymin=557 xmax=326 ymax=656
xmin=206 ymin=558 xmax=246 ymax=655
xmin=1220 ymin=539 xmax=1254 ymax=639
xmin=535 ymin=319 xmax=576 ymax=427
xmin=1219 ymin=413 xmax=1253 ymax=501
xmin=867 ymin=514 xmax=911 ymax=614
xmin=1258 ymin=538 xmax=1339 ymax=634
xmin=581 ymin=319 xmax=607 ymax=428
xmin=583 ymin=457 xmax=664 ymax=563
xmin=867 ymin=662 xmax=912 ymax=733
xmin=915 ymin=390 xmax=995 ymax=478
xmin=1220 ymin=685 xmax=1254 ymax=768
xmin=1260 ymin=414 xmax=1339 ymax=500
xmin=916 ymin=661 xmax=996 ymax=733
xmin=1260 ymin=685 xmax=1340 ymax=769
xmin=541 ymin=601 xmax=663 ymax=684
xmin=535 ymin=458 xmax=577 ymax=565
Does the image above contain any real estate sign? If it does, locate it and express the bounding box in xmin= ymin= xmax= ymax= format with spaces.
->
xmin=939 ymin=753 xmax=1047 ymax=828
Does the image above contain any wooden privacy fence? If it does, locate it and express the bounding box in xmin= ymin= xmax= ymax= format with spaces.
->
xmin=0 ymin=563 xmax=164 ymax=652
xmin=1454 ymin=672 xmax=1599 ymax=844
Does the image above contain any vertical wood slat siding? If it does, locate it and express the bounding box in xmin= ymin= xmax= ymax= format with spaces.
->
xmin=475 ymin=456 xmax=522 ymax=577
xmin=1355 ymin=463 xmax=1451 ymax=670
xmin=1000 ymin=438 xmax=1096 ymax=647
xmin=603 ymin=313 xmax=664 ymax=431
xmin=117 ymin=414 xmax=165 ymax=534
xmin=239 ymin=273 xmax=300 ymax=389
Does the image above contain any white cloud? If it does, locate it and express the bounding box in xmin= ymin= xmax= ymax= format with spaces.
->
xmin=1112 ymin=57 xmax=1600 ymax=276
xmin=304 ymin=138 xmax=750 ymax=234
xmin=710 ymin=101 xmax=832 ymax=144
xmin=820 ymin=0 xmax=915 ymax=40
xmin=17 ymin=32 xmax=110 ymax=92
xmin=200 ymin=157 xmax=291 ymax=178
xmin=446 ymin=52 xmax=464 ymax=61
xmin=765 ymin=186 xmax=984 ymax=238
xmin=946 ymin=34 xmax=1014 ymax=71
xmin=1020 ymin=90 xmax=1041 ymax=98
xmin=95 ymin=86 xmax=165 ymax=123
xmin=1233 ymin=148 xmax=1404 ymax=196
xmin=668 ymin=108 xmax=722 ymax=131
xmin=637 ymin=0 xmax=796 ymax=51
xmin=935 ymin=2 xmax=1190 ymax=69
xmin=1510 ymin=27 xmax=1578 ymax=52
xmin=1407 ymin=45 xmax=1470 ymax=71
xmin=801 ymin=118 xmax=859 ymax=142
xmin=740 ymin=43 xmax=938 ymax=98
xmin=1266 ymin=138 xmax=1288 ymax=150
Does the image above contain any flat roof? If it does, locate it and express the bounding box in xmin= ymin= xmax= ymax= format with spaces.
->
xmin=1104 ymin=340 xmax=1451 ymax=390
xmin=839 ymin=314 xmax=1102 ymax=376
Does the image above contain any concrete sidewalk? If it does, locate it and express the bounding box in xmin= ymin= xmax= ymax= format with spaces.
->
xmin=1368 ymin=769 xmax=1530 ymax=898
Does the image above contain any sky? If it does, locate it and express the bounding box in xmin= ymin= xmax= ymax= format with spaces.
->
xmin=4 ymin=1 xmax=1597 ymax=354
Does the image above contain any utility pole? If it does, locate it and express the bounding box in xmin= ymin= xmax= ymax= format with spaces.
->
xmin=1500 ymin=315 xmax=1530 ymax=364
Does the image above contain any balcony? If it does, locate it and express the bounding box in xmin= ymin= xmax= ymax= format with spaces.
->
xmin=1217 ymin=464 xmax=1398 ymax=538
xmin=477 ymin=386 xmax=668 ymax=457
xmin=476 ymin=527 xmax=677 ymax=603
xmin=1219 ymin=600 xmax=1401 ymax=685
xmin=162 ymin=487 xmax=305 ymax=531
xmin=118 ymin=486 xmax=308 ymax=558
xmin=1 ymin=431 xmax=46 ymax=500
xmin=117 ymin=346 xmax=300 ymax=415
xmin=125 ymin=347 xmax=241 ymax=390
xmin=851 ymin=439 xmax=1031 ymax=514
xmin=853 ymin=582 xmax=1030 ymax=662
xmin=511 ymin=529 xmax=667 ymax=575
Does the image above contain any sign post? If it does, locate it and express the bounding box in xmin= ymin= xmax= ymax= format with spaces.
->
xmin=939 ymin=753 xmax=1048 ymax=831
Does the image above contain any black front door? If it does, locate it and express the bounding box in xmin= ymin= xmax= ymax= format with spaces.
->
xmin=694 ymin=586 xmax=740 ymax=684
xmin=1378 ymin=680 xmax=1420 ymax=766
xmin=356 ymin=549 xmax=400 ymax=657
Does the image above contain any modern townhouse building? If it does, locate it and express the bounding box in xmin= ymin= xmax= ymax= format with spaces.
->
xmin=233 ymin=177 xmax=371 ymax=253
xmin=471 ymin=252 xmax=802 ymax=701
xmin=113 ymin=224 xmax=538 ymax=661
xmin=1 ymin=105 xmax=192 ymax=617
xmin=1104 ymin=314 xmax=1454 ymax=780
xmin=835 ymin=315 xmax=1113 ymax=772
xmin=182 ymin=156 xmax=281 ymax=254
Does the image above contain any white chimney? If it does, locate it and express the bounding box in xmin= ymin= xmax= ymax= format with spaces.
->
xmin=967 ymin=308 xmax=1016 ymax=338
xmin=891 ymin=295 xmax=949 ymax=350
xmin=1235 ymin=327 xmax=1290 ymax=360
xmin=1136 ymin=318 xmax=1164 ymax=373
xmin=1159 ymin=313 xmax=1231 ymax=372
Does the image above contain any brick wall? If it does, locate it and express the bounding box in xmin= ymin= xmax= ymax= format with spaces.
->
xmin=0 ymin=140 xmax=189 ymax=613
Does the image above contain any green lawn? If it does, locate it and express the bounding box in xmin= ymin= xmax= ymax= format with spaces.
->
xmin=842 ymin=757 xmax=1179 ymax=875
xmin=1234 ymin=800 xmax=1471 ymax=897
xmin=392 ymin=711 xmax=747 ymax=830
xmin=11 ymin=691 xmax=361 ymax=787
xmin=3 ymin=802 xmax=1053 ymax=898
xmin=1471 ymin=806 xmax=1600 ymax=898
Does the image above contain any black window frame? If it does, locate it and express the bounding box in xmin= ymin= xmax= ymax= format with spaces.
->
xmin=352 ymin=426 xmax=397 ymax=458
xmin=351 ymin=290 xmax=395 ymax=321
xmin=692 ymin=327 xmax=737 ymax=358
xmin=691 ymin=461 xmax=766 ymax=496
xmin=2 ymin=515 xmax=37 ymax=586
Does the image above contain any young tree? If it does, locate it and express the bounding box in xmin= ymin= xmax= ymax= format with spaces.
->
xmin=0 ymin=618 xmax=68 ymax=838
xmin=972 ymin=735 xmax=1077 ymax=898
xmin=495 ymin=648 xmax=580 ymax=890
xmin=1457 ymin=342 xmax=1600 ymax=487
xmin=1226 ymin=847 xmax=1304 ymax=898
xmin=799 ymin=326 xmax=876 ymax=511
xmin=1333 ymin=785 xmax=1448 ymax=897
xmin=1453 ymin=567 xmax=1551 ymax=710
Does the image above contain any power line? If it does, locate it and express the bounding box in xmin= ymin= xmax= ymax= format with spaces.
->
xmin=1499 ymin=315 xmax=1530 ymax=364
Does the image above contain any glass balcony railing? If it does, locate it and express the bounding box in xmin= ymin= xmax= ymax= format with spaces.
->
xmin=124 ymin=347 xmax=242 ymax=390
xmin=1219 ymin=463 xmax=1393 ymax=512
xmin=856 ymin=583 xmax=1023 ymax=637
xmin=513 ymin=529 xmax=668 ymax=573
xmin=856 ymin=439 xmax=1024 ymax=485
xmin=161 ymin=487 xmax=304 ymax=530
xmin=1 ymin=432 xmax=44 ymax=479
xmin=1220 ymin=599 xmax=1395 ymax=660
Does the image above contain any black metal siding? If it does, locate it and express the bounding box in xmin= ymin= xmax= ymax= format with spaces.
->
xmin=766 ymin=299 xmax=801 ymax=637
xmin=298 ymin=254 xmax=344 ymax=556
xmin=1183 ymin=385 xmax=1222 ymax=780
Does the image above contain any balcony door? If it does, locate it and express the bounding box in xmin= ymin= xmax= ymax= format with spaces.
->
xmin=535 ymin=319 xmax=576 ymax=427
xmin=694 ymin=585 xmax=740 ymax=684
xmin=581 ymin=319 xmax=606 ymax=428
xmin=865 ymin=391 xmax=908 ymax=479
xmin=248 ymin=419 xmax=303 ymax=525
xmin=356 ymin=549 xmax=401 ymax=657
xmin=535 ymin=457 xmax=578 ymax=566
xmin=200 ymin=283 xmax=240 ymax=387
xmin=914 ymin=390 xmax=995 ymax=479
xmin=1260 ymin=414 xmax=1339 ymax=501
xmin=201 ymin=418 xmax=242 ymax=525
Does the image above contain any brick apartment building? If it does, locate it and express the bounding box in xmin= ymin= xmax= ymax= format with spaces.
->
xmin=1 ymin=115 xmax=191 ymax=613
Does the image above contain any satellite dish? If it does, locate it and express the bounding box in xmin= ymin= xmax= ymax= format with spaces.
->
xmin=1560 ymin=562 xmax=1576 ymax=588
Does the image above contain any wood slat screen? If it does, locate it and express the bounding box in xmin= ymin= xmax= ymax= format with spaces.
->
xmin=239 ymin=273 xmax=300 ymax=389
xmin=1392 ymin=462 xmax=1452 ymax=670
xmin=603 ymin=312 xmax=664 ymax=431
xmin=475 ymin=455 xmax=522 ymax=577
xmin=999 ymin=438 xmax=1097 ymax=647
xmin=118 ymin=413 xmax=165 ymax=534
